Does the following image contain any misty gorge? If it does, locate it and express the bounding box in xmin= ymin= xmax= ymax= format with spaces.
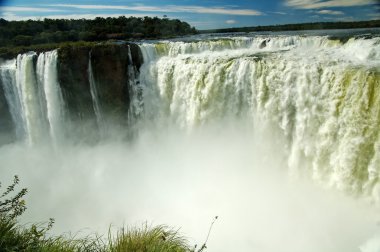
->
xmin=1 ymin=33 xmax=380 ymax=251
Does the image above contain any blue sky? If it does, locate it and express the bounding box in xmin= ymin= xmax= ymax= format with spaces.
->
xmin=0 ymin=0 xmax=379 ymax=29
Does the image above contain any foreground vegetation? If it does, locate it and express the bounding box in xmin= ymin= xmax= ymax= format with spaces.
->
xmin=0 ymin=176 xmax=209 ymax=252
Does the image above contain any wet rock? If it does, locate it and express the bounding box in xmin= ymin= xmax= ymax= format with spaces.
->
xmin=0 ymin=79 xmax=15 ymax=144
xmin=259 ymin=39 xmax=269 ymax=49
xmin=90 ymin=44 xmax=130 ymax=124
xmin=57 ymin=43 xmax=143 ymax=138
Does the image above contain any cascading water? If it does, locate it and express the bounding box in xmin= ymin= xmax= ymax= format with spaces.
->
xmin=15 ymin=52 xmax=45 ymax=144
xmin=138 ymin=35 xmax=380 ymax=202
xmin=36 ymin=50 xmax=65 ymax=145
xmin=2 ymin=37 xmax=377 ymax=200
xmin=0 ymin=49 xmax=65 ymax=145
xmin=0 ymin=59 xmax=25 ymax=139
xmin=0 ymin=36 xmax=379 ymax=200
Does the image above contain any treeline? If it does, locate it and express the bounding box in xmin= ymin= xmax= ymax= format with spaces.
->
xmin=0 ymin=16 xmax=197 ymax=47
xmin=203 ymin=20 xmax=380 ymax=33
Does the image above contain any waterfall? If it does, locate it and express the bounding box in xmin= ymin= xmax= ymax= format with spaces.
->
xmin=88 ymin=50 xmax=105 ymax=135
xmin=0 ymin=59 xmax=25 ymax=139
xmin=36 ymin=50 xmax=65 ymax=145
xmin=0 ymin=50 xmax=65 ymax=145
xmin=15 ymin=52 xmax=46 ymax=144
xmin=0 ymin=35 xmax=379 ymax=201
xmin=138 ymin=35 xmax=380 ymax=201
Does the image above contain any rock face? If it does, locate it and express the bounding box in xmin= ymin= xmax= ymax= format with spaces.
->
xmin=129 ymin=43 xmax=144 ymax=69
xmin=0 ymin=80 xmax=15 ymax=144
xmin=58 ymin=45 xmax=95 ymax=122
xmin=57 ymin=43 xmax=142 ymax=132
xmin=90 ymin=44 xmax=130 ymax=124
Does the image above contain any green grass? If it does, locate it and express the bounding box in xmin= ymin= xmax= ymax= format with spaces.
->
xmin=0 ymin=176 xmax=198 ymax=252
xmin=0 ymin=217 xmax=193 ymax=252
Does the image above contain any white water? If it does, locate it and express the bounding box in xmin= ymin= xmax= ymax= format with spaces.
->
xmin=15 ymin=52 xmax=45 ymax=144
xmin=0 ymin=50 xmax=64 ymax=145
xmin=139 ymin=35 xmax=380 ymax=201
xmin=36 ymin=50 xmax=65 ymax=145
xmin=0 ymin=35 xmax=380 ymax=251
xmin=0 ymin=59 xmax=25 ymax=139
xmin=146 ymin=35 xmax=379 ymax=65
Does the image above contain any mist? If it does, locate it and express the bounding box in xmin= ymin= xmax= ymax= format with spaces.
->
xmin=0 ymin=121 xmax=379 ymax=252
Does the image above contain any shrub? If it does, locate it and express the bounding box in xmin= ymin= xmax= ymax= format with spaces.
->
xmin=0 ymin=175 xmax=27 ymax=219
xmin=0 ymin=175 xmax=55 ymax=251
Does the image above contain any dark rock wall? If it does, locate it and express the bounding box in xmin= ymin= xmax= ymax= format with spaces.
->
xmin=129 ymin=43 xmax=144 ymax=69
xmin=58 ymin=45 xmax=94 ymax=122
xmin=0 ymin=79 xmax=15 ymax=144
xmin=90 ymin=44 xmax=130 ymax=124
xmin=57 ymin=43 xmax=143 ymax=133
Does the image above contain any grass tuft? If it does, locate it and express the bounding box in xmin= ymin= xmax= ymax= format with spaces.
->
xmin=109 ymin=224 xmax=190 ymax=252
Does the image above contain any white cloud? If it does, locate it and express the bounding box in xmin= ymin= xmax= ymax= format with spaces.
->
xmin=179 ymin=6 xmax=262 ymax=15
xmin=0 ymin=6 xmax=61 ymax=12
xmin=48 ymin=4 xmax=263 ymax=16
xmin=316 ymin=9 xmax=344 ymax=15
xmin=285 ymin=0 xmax=377 ymax=9
xmin=225 ymin=19 xmax=237 ymax=24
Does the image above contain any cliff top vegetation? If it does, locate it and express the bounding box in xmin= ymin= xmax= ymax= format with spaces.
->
xmin=0 ymin=16 xmax=197 ymax=48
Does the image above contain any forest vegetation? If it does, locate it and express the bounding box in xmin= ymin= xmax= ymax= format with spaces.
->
xmin=0 ymin=16 xmax=197 ymax=59
xmin=201 ymin=20 xmax=380 ymax=33
xmin=0 ymin=16 xmax=197 ymax=47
